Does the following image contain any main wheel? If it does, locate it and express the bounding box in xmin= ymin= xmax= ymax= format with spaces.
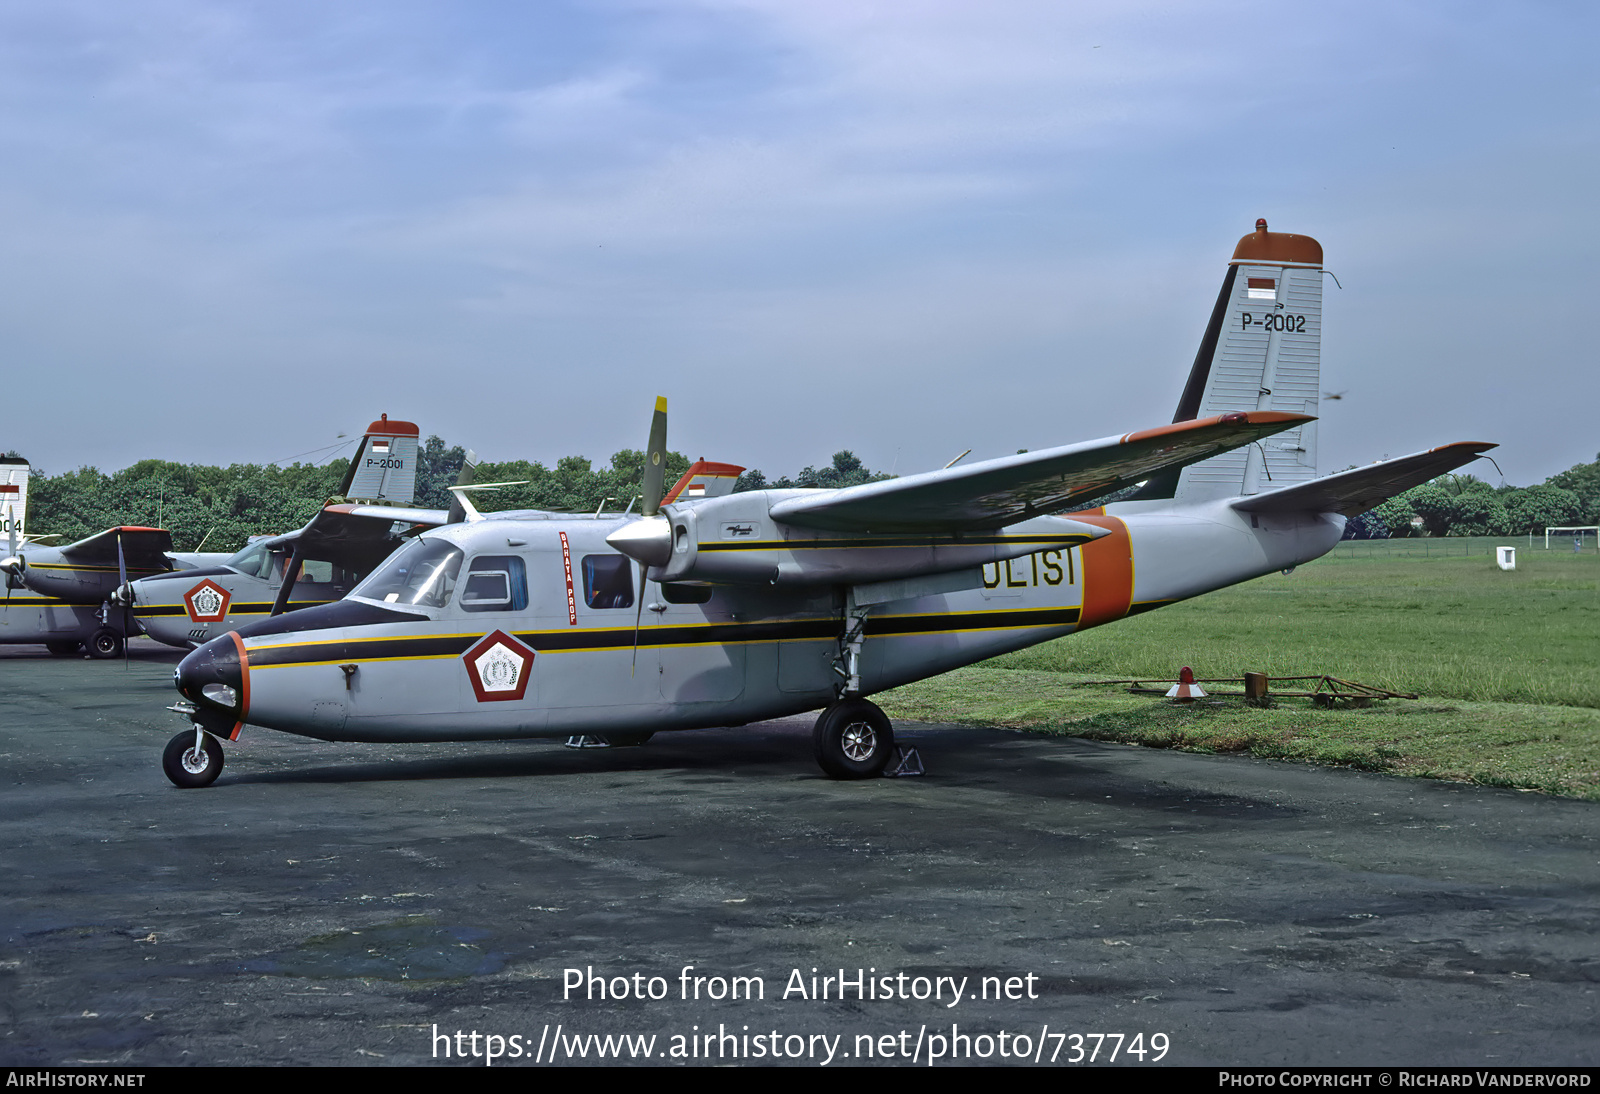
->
xmin=87 ymin=629 xmax=124 ymax=659
xmin=163 ymin=730 xmax=225 ymax=788
xmin=812 ymin=698 xmax=895 ymax=780
xmin=45 ymin=640 xmax=80 ymax=656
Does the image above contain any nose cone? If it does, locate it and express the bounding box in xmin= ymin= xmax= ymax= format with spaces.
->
xmin=176 ymin=633 xmax=246 ymax=720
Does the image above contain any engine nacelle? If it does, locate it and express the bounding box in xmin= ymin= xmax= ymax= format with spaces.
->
xmin=608 ymin=492 xmax=1105 ymax=588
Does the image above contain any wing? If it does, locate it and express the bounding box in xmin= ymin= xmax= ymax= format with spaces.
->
xmin=1232 ymin=442 xmax=1497 ymax=517
xmin=295 ymin=503 xmax=452 ymax=566
xmin=58 ymin=526 xmax=175 ymax=570
xmin=768 ymin=411 xmax=1312 ymax=533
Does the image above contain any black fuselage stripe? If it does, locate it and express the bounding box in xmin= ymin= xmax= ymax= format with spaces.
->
xmin=246 ymin=607 xmax=1084 ymax=667
xmin=136 ymin=601 xmax=337 ymax=618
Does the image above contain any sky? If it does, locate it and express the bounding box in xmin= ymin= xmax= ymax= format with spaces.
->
xmin=2 ymin=0 xmax=1595 ymax=487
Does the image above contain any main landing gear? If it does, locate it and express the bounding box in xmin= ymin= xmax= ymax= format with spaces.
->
xmin=163 ymin=728 xmax=225 ymax=788
xmin=813 ymin=697 xmax=895 ymax=779
xmin=87 ymin=628 xmax=124 ymax=659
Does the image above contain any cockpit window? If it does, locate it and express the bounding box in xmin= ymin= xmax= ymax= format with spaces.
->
xmin=461 ymin=554 xmax=528 ymax=613
xmin=351 ymin=538 xmax=464 ymax=608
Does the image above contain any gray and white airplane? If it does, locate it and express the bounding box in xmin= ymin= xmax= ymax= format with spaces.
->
xmin=163 ymin=222 xmax=1494 ymax=787
xmin=113 ymin=415 xmax=461 ymax=650
xmin=0 ymin=454 xmax=231 ymax=657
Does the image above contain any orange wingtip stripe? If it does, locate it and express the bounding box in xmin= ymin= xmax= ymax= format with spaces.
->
xmin=1121 ymin=411 xmax=1313 ymax=444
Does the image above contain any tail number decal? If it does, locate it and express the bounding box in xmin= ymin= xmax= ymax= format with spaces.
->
xmin=1242 ymin=313 xmax=1306 ymax=332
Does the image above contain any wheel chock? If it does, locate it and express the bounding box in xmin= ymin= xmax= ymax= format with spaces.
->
xmin=884 ymin=746 xmax=924 ymax=777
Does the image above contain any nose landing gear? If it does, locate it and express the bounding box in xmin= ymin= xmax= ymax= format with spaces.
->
xmin=162 ymin=728 xmax=225 ymax=788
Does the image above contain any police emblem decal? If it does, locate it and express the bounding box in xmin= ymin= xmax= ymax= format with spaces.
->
xmin=183 ymin=579 xmax=232 ymax=623
xmin=462 ymin=630 xmax=535 ymax=703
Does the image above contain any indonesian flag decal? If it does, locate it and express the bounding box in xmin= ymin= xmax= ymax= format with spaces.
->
xmin=371 ymin=439 xmax=391 ymax=454
xmin=1247 ymin=277 xmax=1277 ymax=301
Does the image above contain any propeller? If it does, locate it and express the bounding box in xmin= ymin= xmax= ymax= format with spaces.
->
xmin=116 ymin=530 xmax=130 ymax=667
xmin=623 ymin=397 xmax=670 ymax=676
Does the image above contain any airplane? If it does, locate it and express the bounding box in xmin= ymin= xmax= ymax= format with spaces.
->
xmin=112 ymin=415 xmax=469 ymax=650
xmin=0 ymin=456 xmax=235 ymax=657
xmin=161 ymin=221 xmax=1495 ymax=787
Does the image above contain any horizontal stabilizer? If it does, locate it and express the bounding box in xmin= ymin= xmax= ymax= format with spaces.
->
xmin=1231 ymin=442 xmax=1497 ymax=517
xmin=770 ymin=411 xmax=1312 ymax=533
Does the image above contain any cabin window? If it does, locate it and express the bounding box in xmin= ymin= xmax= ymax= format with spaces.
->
xmin=461 ymin=554 xmax=528 ymax=612
xmin=582 ymin=554 xmax=634 ymax=610
xmin=660 ymin=582 xmax=712 ymax=605
xmin=351 ymin=538 xmax=464 ymax=608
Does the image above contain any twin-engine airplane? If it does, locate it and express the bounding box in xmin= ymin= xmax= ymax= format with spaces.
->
xmin=0 ymin=457 xmax=232 ymax=657
xmin=164 ymin=222 xmax=1494 ymax=787
xmin=111 ymin=415 xmax=468 ymax=650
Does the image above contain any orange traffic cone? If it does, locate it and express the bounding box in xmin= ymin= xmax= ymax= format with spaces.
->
xmin=1165 ymin=666 xmax=1207 ymax=702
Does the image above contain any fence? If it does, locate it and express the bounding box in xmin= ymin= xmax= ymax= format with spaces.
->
xmin=1327 ymin=533 xmax=1592 ymax=561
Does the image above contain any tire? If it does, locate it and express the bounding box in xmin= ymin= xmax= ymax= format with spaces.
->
xmin=812 ymin=698 xmax=895 ymax=780
xmin=163 ymin=730 xmax=225 ymax=788
xmin=87 ymin=629 xmax=124 ymax=659
xmin=45 ymin=641 xmax=80 ymax=656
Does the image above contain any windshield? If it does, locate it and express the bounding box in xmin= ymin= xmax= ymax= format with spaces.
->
xmin=351 ymin=538 xmax=464 ymax=608
xmin=224 ymin=542 xmax=275 ymax=580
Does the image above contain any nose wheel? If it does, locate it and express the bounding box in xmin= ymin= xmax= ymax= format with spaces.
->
xmin=812 ymin=698 xmax=895 ymax=779
xmin=163 ymin=729 xmax=225 ymax=788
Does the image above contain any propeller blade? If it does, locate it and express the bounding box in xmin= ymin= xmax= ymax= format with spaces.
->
xmin=641 ymin=396 xmax=668 ymax=517
xmin=116 ymin=531 xmax=130 ymax=667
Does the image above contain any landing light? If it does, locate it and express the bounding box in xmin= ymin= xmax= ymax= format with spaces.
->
xmin=201 ymin=683 xmax=238 ymax=708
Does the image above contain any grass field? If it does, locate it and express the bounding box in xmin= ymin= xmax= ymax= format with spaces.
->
xmin=877 ymin=541 xmax=1600 ymax=799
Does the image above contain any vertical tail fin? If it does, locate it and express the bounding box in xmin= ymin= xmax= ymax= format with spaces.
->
xmin=1139 ymin=221 xmax=1324 ymax=502
xmin=0 ymin=456 xmax=29 ymax=550
xmin=336 ymin=414 xmax=421 ymax=505
xmin=445 ymin=449 xmax=480 ymax=524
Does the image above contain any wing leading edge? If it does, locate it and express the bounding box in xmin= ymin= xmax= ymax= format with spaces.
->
xmin=768 ymin=411 xmax=1313 ymax=534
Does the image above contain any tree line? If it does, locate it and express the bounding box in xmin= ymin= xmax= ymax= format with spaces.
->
xmin=1345 ymin=454 xmax=1600 ymax=539
xmin=19 ymin=441 xmax=890 ymax=553
xmin=16 ymin=440 xmax=1598 ymax=551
